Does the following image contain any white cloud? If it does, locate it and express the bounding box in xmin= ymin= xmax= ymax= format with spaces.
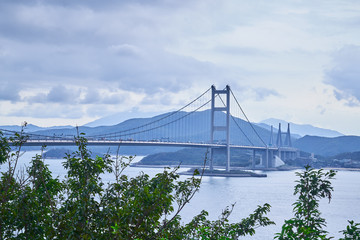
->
xmin=333 ymin=90 xmax=360 ymax=107
xmin=47 ymin=85 xmax=80 ymax=103
xmin=0 ymin=82 xmax=20 ymax=101
xmin=108 ymin=44 xmax=142 ymax=57
xmin=324 ymin=45 xmax=360 ymax=106
xmin=252 ymin=88 xmax=280 ymax=101
xmin=8 ymin=103 xmax=84 ymax=119
xmin=24 ymin=85 xmax=81 ymax=104
xmin=1 ymin=0 xmax=360 ymax=134
xmin=80 ymin=88 xmax=101 ymax=104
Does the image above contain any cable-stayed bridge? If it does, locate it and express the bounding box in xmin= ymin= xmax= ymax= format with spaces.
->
xmin=1 ymin=85 xmax=298 ymax=171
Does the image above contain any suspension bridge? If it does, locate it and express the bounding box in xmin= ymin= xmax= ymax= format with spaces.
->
xmin=1 ymin=85 xmax=298 ymax=171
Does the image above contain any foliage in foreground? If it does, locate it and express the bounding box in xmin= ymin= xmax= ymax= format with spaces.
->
xmin=275 ymin=166 xmax=336 ymax=239
xmin=275 ymin=166 xmax=360 ymax=240
xmin=1 ymin=128 xmax=359 ymax=239
xmin=0 ymin=129 xmax=274 ymax=239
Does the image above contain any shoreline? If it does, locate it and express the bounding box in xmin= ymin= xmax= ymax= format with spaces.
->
xmin=180 ymin=168 xmax=267 ymax=178
xmin=180 ymin=171 xmax=267 ymax=178
xmin=131 ymin=164 xmax=360 ymax=172
xmin=131 ymin=164 xmax=267 ymax=177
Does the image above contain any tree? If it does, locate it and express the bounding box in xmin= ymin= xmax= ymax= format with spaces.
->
xmin=0 ymin=124 xmax=32 ymax=239
xmin=275 ymin=165 xmax=336 ymax=239
xmin=15 ymin=151 xmax=62 ymax=239
xmin=0 ymin=131 xmax=274 ymax=239
xmin=181 ymin=203 xmax=273 ymax=239
xmin=2 ymin=129 xmax=359 ymax=239
xmin=339 ymin=221 xmax=360 ymax=240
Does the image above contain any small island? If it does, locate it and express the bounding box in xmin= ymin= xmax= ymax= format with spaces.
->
xmin=42 ymin=148 xmax=104 ymax=159
xmin=181 ymin=168 xmax=267 ymax=178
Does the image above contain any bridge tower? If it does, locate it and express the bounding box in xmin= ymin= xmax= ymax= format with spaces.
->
xmin=276 ymin=123 xmax=283 ymax=147
xmin=269 ymin=125 xmax=274 ymax=146
xmin=210 ymin=85 xmax=231 ymax=172
xmin=284 ymin=123 xmax=292 ymax=147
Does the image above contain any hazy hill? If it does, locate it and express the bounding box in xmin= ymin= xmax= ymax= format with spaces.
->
xmin=294 ymin=135 xmax=360 ymax=156
xmin=84 ymin=111 xmax=163 ymax=127
xmin=9 ymin=112 xmax=359 ymax=158
xmin=260 ymin=118 xmax=343 ymax=138
xmin=0 ymin=124 xmax=73 ymax=132
xmin=1 ymin=110 xmax=288 ymax=156
xmin=43 ymin=148 xmax=104 ymax=159
xmin=330 ymin=151 xmax=360 ymax=161
xmin=137 ymin=147 xmax=256 ymax=167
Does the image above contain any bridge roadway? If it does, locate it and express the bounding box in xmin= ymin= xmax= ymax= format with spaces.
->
xmin=23 ymin=139 xmax=285 ymax=151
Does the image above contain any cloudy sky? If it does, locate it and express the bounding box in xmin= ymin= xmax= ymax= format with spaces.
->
xmin=1 ymin=0 xmax=360 ymax=135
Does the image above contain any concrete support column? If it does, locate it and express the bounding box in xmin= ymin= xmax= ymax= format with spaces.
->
xmin=265 ymin=148 xmax=269 ymax=168
xmin=261 ymin=151 xmax=266 ymax=168
xmin=268 ymin=150 xmax=273 ymax=168
xmin=210 ymin=148 xmax=214 ymax=171
xmin=226 ymin=146 xmax=230 ymax=172
xmin=252 ymin=149 xmax=256 ymax=169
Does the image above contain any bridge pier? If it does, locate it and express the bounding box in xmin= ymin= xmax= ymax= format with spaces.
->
xmin=210 ymin=148 xmax=214 ymax=171
xmin=268 ymin=150 xmax=274 ymax=168
xmin=252 ymin=149 xmax=274 ymax=169
xmin=251 ymin=149 xmax=256 ymax=169
xmin=260 ymin=151 xmax=266 ymax=167
xmin=265 ymin=149 xmax=269 ymax=168
xmin=257 ymin=149 xmax=277 ymax=169
xmin=279 ymin=149 xmax=299 ymax=162
xmin=226 ymin=145 xmax=230 ymax=172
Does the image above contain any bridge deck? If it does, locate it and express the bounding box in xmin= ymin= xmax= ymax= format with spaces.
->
xmin=22 ymin=139 xmax=297 ymax=152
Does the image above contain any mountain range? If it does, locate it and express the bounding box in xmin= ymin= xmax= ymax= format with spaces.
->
xmin=1 ymin=110 xmax=275 ymax=147
xmin=0 ymin=124 xmax=74 ymax=133
xmin=293 ymin=135 xmax=360 ymax=157
xmin=84 ymin=110 xmax=164 ymax=127
xmin=0 ymin=111 xmax=358 ymax=157
xmin=259 ymin=118 xmax=344 ymax=138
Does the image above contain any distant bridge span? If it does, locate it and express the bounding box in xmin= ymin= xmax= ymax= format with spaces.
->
xmin=23 ymin=139 xmax=279 ymax=150
xmin=2 ymin=85 xmax=299 ymax=170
